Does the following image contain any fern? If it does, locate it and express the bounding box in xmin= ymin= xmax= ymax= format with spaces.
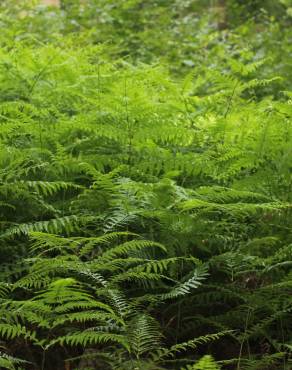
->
xmin=155 ymin=332 xmax=230 ymax=360
xmin=161 ymin=264 xmax=209 ymax=299
xmin=128 ymin=314 xmax=162 ymax=359
xmin=181 ymin=355 xmax=220 ymax=370
xmin=0 ymin=351 xmax=28 ymax=370
xmin=0 ymin=3 xmax=291 ymax=369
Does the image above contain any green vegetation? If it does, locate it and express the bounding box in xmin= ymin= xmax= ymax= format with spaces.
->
xmin=0 ymin=1 xmax=291 ymax=369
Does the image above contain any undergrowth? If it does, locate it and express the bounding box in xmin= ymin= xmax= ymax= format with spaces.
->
xmin=0 ymin=1 xmax=291 ymax=369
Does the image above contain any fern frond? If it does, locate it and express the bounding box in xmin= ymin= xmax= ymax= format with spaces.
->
xmin=128 ymin=314 xmax=162 ymax=358
xmin=101 ymin=239 xmax=166 ymax=259
xmin=155 ymin=332 xmax=230 ymax=360
xmin=2 ymin=215 xmax=85 ymax=238
xmin=0 ymin=351 xmax=28 ymax=370
xmin=181 ymin=355 xmax=220 ymax=369
xmin=0 ymin=324 xmax=37 ymax=342
xmin=162 ymin=264 xmax=209 ymax=299
xmin=51 ymin=331 xmax=129 ymax=350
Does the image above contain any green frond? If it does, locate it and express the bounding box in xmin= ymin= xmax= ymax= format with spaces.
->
xmin=51 ymin=310 xmax=124 ymax=328
xmin=237 ymin=352 xmax=287 ymax=370
xmin=128 ymin=314 xmax=162 ymax=358
xmin=52 ymin=331 xmax=129 ymax=350
xmin=155 ymin=332 xmax=230 ymax=361
xmin=162 ymin=264 xmax=209 ymax=299
xmin=79 ymin=232 xmax=137 ymax=256
xmin=111 ymin=271 xmax=164 ymax=288
xmin=101 ymin=239 xmax=167 ymax=259
xmin=0 ymin=324 xmax=37 ymax=342
xmin=0 ymin=351 xmax=28 ymax=370
xmin=2 ymin=215 xmax=82 ymax=238
xmin=0 ymin=283 xmax=11 ymax=298
xmin=181 ymin=355 xmax=220 ymax=370
xmin=15 ymin=180 xmax=83 ymax=196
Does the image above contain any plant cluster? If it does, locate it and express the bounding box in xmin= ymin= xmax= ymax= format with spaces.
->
xmin=0 ymin=1 xmax=291 ymax=369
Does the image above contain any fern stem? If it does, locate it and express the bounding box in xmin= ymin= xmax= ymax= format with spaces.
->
xmin=41 ymin=349 xmax=46 ymax=370
xmin=237 ymin=307 xmax=252 ymax=370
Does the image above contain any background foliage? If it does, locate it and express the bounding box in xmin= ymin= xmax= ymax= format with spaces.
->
xmin=0 ymin=0 xmax=291 ymax=369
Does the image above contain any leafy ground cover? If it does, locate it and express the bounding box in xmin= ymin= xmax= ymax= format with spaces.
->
xmin=0 ymin=1 xmax=291 ymax=369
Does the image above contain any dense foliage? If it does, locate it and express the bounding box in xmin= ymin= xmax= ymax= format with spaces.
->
xmin=0 ymin=1 xmax=291 ymax=369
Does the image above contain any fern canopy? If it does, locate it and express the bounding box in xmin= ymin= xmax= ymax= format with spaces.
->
xmin=0 ymin=1 xmax=291 ymax=370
